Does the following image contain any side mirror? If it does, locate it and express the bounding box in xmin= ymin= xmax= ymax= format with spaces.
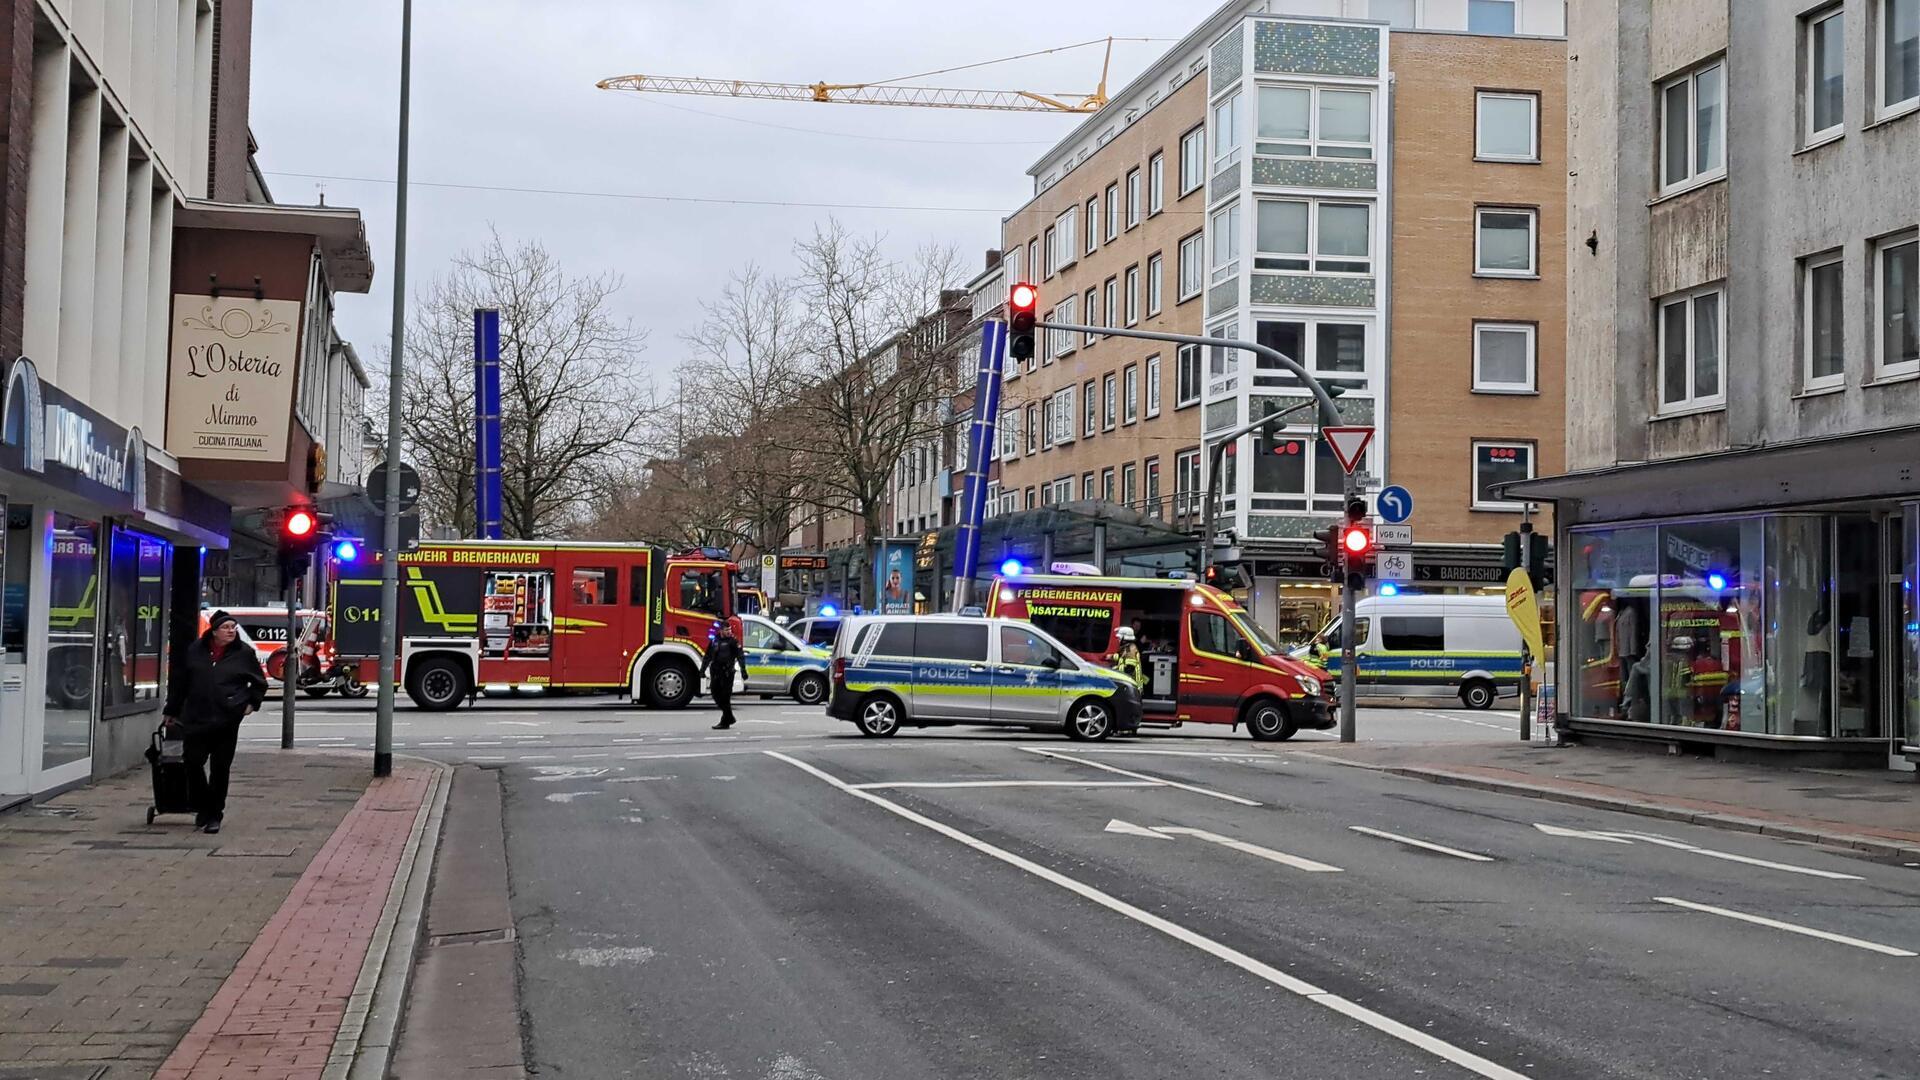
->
xmin=1041 ymin=655 xmax=1062 ymax=670
xmin=1236 ymin=642 xmax=1257 ymax=663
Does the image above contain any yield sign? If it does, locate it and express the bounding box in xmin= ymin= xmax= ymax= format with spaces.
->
xmin=1322 ymin=426 xmax=1374 ymax=474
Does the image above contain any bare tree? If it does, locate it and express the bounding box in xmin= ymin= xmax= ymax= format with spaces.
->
xmin=392 ymin=230 xmax=652 ymax=538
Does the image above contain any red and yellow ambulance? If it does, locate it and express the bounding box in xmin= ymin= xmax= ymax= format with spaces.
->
xmin=987 ymin=570 xmax=1333 ymax=740
xmin=332 ymin=541 xmax=738 ymax=711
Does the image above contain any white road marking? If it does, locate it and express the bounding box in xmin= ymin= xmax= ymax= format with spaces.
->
xmin=770 ymin=752 xmax=1528 ymax=1080
xmin=491 ymin=720 xmax=545 ymax=727
xmin=1047 ymin=748 xmax=1276 ymax=762
xmin=468 ymin=741 xmax=505 ymax=747
xmin=419 ymin=741 xmax=454 ymax=747
xmin=1653 ymin=897 xmax=1916 ymax=957
xmin=747 ymin=719 xmax=796 ymax=725
xmin=1534 ymin=822 xmax=1634 ymax=844
xmin=516 ymin=755 xmax=555 ymax=761
xmin=1105 ymin=818 xmax=1174 ymax=839
xmin=1348 ymin=826 xmax=1494 ymax=862
xmin=1020 ymin=747 xmax=1260 ymax=806
xmin=1416 ymin=710 xmax=1511 ymax=732
xmin=467 ymin=755 xmax=506 ymax=761
xmin=851 ymin=780 xmax=1160 ymax=790
xmin=1152 ymin=826 xmax=1343 ymax=873
xmin=612 ymin=738 xmax=650 ymax=744
xmin=1607 ymin=831 xmax=1863 ymax=880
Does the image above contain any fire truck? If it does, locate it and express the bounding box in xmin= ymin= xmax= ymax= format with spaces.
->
xmin=331 ymin=541 xmax=738 ymax=711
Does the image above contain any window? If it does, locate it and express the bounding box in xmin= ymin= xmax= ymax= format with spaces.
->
xmin=1083 ymin=472 xmax=1097 ymax=500
xmin=1101 ymin=468 xmax=1116 ymax=502
xmin=1149 ymin=152 xmax=1166 ymax=212
xmin=1252 ymin=427 xmax=1348 ymax=513
xmin=1175 ymin=449 xmax=1202 ymax=514
xmin=1179 ymin=125 xmax=1205 ymax=194
xmin=1145 ymin=356 xmax=1162 ymax=417
xmin=1381 ymin=616 xmax=1446 ymax=652
xmin=1255 ymin=86 xmax=1373 ymax=159
xmin=678 ymin=568 xmax=724 ymax=615
xmin=1000 ymin=408 xmax=1019 ymax=459
xmin=1660 ymin=62 xmax=1726 ymax=193
xmin=1124 ymin=364 xmax=1139 ymax=423
xmin=870 ymin=622 xmax=916 ymax=658
xmin=1025 ymin=486 xmax=1036 ymax=509
xmin=1210 ymin=203 xmax=1241 ymax=284
xmin=1178 ymin=232 xmax=1205 ymax=300
xmin=1124 ymin=266 xmax=1140 ymax=325
xmin=1472 ymin=442 xmax=1533 ymax=509
xmin=1051 ymin=477 xmax=1074 ymax=504
xmin=1040 ymin=395 xmax=1055 ymax=447
xmin=1468 ymin=0 xmax=1517 ymax=34
xmin=1103 ymin=372 xmax=1118 ymax=429
xmin=1025 ymin=402 xmax=1039 ymax=453
xmin=1126 ymin=169 xmax=1142 ymax=227
xmin=1054 ymin=387 xmax=1076 ymax=446
xmin=1475 ymin=207 xmax=1537 ymax=276
xmin=1085 ymin=288 xmax=1099 ymax=345
xmin=1027 ymin=238 xmax=1040 ymax=282
xmin=1803 ymin=251 xmax=1846 ymax=389
xmin=919 ymin=622 xmax=990 ymax=662
xmin=1878 ymin=233 xmax=1918 ymax=376
xmin=1147 ymin=253 xmax=1164 ymax=314
xmin=102 ymin=528 xmax=169 ymax=711
xmin=1884 ymin=0 xmax=1920 ymax=114
xmin=1054 ymin=209 xmax=1078 ymax=269
xmin=1043 ymin=226 xmax=1057 ymax=277
xmin=1370 ymin=0 xmax=1415 ymax=28
xmin=1256 ymin=319 xmax=1368 ymax=381
xmin=1658 ymin=285 xmax=1725 ymax=411
xmin=1051 ymin=296 xmax=1077 ymax=359
xmin=1176 ymin=343 xmax=1202 ymax=406
xmin=1003 ymin=246 xmax=1020 ymax=287
xmin=1145 ymin=457 xmax=1161 ymax=508
xmin=1190 ymin=611 xmax=1249 ymax=659
xmin=1121 ymin=463 xmax=1137 ymax=507
xmin=999 ymin=624 xmax=1066 ymax=669
xmin=1105 ymin=278 xmax=1118 ymax=335
xmin=1106 ymin=182 xmax=1121 ymax=239
xmin=1212 ymin=92 xmax=1242 ymax=170
xmin=1086 ymin=197 xmax=1100 ymax=254
xmin=1255 ymin=199 xmax=1371 ymax=273
xmin=1476 ymin=91 xmax=1539 ymax=161
xmin=1807 ymin=8 xmax=1845 ymax=143
xmin=1473 ymin=322 xmax=1537 ymax=392
xmin=1084 ymin=379 xmax=1098 ymax=436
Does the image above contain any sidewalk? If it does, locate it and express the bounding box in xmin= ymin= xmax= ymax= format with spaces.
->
xmin=0 ymin=750 xmax=439 ymax=1080
xmin=1297 ymin=740 xmax=1920 ymax=860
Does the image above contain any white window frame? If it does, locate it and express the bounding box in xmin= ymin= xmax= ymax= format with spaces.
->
xmin=1210 ymin=202 xmax=1242 ymax=286
xmin=1254 ymin=198 xmax=1373 ymax=275
xmin=1145 ymin=456 xmax=1161 ymax=509
xmin=1051 ymin=478 xmax=1074 ymax=505
xmin=1043 ymin=227 xmax=1057 ymax=278
xmin=1179 ymin=126 xmax=1205 ymax=195
xmin=1145 ymin=355 xmax=1162 ymax=417
xmin=1052 ymin=387 xmax=1076 ymax=446
xmin=1027 ymin=238 xmax=1040 ymax=282
xmin=1121 ymin=462 xmax=1137 ymax=508
xmin=1802 ymin=250 xmax=1847 ymax=391
xmin=1253 ymin=84 xmax=1375 ymax=161
xmin=1147 ymin=253 xmax=1165 ymax=314
xmin=1370 ymin=0 xmax=1415 ymax=29
xmin=1805 ymin=7 xmax=1846 ymax=146
xmin=1126 ymin=168 xmax=1142 ymax=228
xmin=1474 ymin=91 xmax=1539 ymax=162
xmin=1659 ymin=61 xmax=1727 ymax=195
xmin=1149 ymin=152 xmax=1166 ymax=212
xmin=1086 ymin=197 xmax=1100 ymax=255
xmin=1040 ymin=394 xmax=1055 ymax=448
xmin=1054 ymin=210 xmax=1078 ymax=270
xmin=1124 ymin=363 xmax=1139 ymax=424
xmin=1085 ymin=288 xmax=1099 ymax=346
xmin=1103 ymin=372 xmax=1118 ymax=430
xmin=1025 ymin=402 xmax=1039 ymax=454
xmin=1471 ymin=322 xmax=1538 ymax=393
xmin=1104 ymin=278 xmax=1118 ymax=336
xmin=1084 ymin=379 xmax=1098 ymax=437
xmin=999 ymin=408 xmax=1019 ymax=460
xmin=1106 ymin=182 xmax=1121 ymax=240
xmin=1656 ymin=284 xmax=1727 ymax=413
xmin=1880 ymin=0 xmax=1920 ymax=118
xmin=1178 ymin=232 xmax=1205 ymax=301
xmin=1050 ymin=296 xmax=1077 ymax=360
xmin=1876 ymin=231 xmax=1919 ymax=377
xmin=1468 ymin=0 xmax=1518 ymax=35
xmin=1471 ymin=440 xmax=1535 ymax=511
xmin=1474 ymin=206 xmax=1538 ymax=277
xmin=1176 ymin=343 xmax=1202 ymax=407
xmin=1125 ymin=266 xmax=1140 ymax=326
xmin=1212 ymin=92 xmax=1243 ymax=172
xmin=1175 ymin=449 xmax=1203 ymax=514
xmin=1083 ymin=473 xmax=1097 ymax=501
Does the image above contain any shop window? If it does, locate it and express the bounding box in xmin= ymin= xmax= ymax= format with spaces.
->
xmin=4 ymin=503 xmax=33 ymax=662
xmin=44 ymin=514 xmax=99 ymax=770
xmin=1903 ymin=510 xmax=1919 ymax=748
xmin=103 ymin=527 xmax=170 ymax=713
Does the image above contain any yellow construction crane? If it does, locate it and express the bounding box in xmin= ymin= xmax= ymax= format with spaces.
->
xmin=596 ymin=38 xmax=1127 ymax=115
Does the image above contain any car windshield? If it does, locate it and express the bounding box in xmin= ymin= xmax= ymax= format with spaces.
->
xmin=1233 ymin=615 xmax=1285 ymax=657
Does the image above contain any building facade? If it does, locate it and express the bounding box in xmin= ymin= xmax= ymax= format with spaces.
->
xmin=1519 ymin=0 xmax=1920 ymax=766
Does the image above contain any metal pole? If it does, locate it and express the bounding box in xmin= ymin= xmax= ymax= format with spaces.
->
xmin=1339 ymin=470 xmax=1358 ymax=744
xmin=1519 ymin=515 xmax=1534 ymax=742
xmin=1039 ymin=322 xmax=1343 ymax=427
xmin=280 ymin=574 xmax=296 ymax=749
xmin=374 ymin=0 xmax=413 ymax=779
xmin=1199 ymin=396 xmax=1323 ymax=574
xmin=951 ymin=320 xmax=1006 ymax=612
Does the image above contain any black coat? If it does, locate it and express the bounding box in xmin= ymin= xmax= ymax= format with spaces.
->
xmin=700 ymin=636 xmax=750 ymax=695
xmin=164 ymin=634 xmax=268 ymax=735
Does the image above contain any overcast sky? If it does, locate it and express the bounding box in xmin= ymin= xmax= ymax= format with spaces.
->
xmin=249 ymin=1 xmax=1203 ymax=385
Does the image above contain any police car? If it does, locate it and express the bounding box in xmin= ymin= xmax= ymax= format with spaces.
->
xmin=826 ymin=614 xmax=1143 ymax=740
xmin=739 ymin=613 xmax=831 ymax=705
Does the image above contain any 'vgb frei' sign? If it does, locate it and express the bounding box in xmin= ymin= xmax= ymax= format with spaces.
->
xmin=166 ymin=294 xmax=303 ymax=461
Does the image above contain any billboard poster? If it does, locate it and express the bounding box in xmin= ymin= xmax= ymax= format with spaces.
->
xmin=879 ymin=542 xmax=914 ymax=614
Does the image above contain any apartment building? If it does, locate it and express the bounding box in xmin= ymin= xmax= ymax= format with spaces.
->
xmin=998 ymin=0 xmax=1566 ymax=639
xmin=1515 ymin=0 xmax=1920 ymax=766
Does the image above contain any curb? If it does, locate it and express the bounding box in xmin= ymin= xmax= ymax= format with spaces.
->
xmin=324 ymin=757 xmax=454 ymax=1080
xmin=1294 ymin=750 xmax=1920 ymax=863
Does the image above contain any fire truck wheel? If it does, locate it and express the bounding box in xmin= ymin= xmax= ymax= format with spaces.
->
xmin=856 ymin=694 xmax=902 ymax=737
xmin=1244 ymin=698 xmax=1295 ymax=742
xmin=1065 ymin=699 xmax=1115 ymax=742
xmin=645 ymin=660 xmax=697 ymax=709
xmin=302 ymin=686 xmax=332 ymax=699
xmin=1459 ymin=679 xmax=1496 ymax=711
xmin=407 ymin=657 xmax=471 ymax=712
xmin=791 ymin=672 xmax=828 ymax=706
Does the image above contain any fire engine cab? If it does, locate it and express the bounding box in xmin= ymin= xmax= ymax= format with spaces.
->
xmin=332 ymin=541 xmax=737 ymax=711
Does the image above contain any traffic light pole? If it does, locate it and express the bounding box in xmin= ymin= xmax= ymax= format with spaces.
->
xmin=281 ymin=574 xmax=297 ymax=750
xmin=1199 ymin=397 xmax=1322 ymax=565
xmin=374 ymin=0 xmax=413 ymax=779
xmin=1339 ymin=470 xmax=1359 ymax=744
xmin=1518 ymin=514 xmax=1534 ymax=742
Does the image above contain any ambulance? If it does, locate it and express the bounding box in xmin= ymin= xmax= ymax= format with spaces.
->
xmin=332 ymin=541 xmax=738 ymax=711
xmin=986 ymin=568 xmax=1333 ymax=740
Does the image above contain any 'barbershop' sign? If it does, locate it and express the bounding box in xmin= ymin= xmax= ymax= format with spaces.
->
xmin=167 ymin=294 xmax=303 ymax=462
xmin=1 ymin=357 xmax=147 ymax=514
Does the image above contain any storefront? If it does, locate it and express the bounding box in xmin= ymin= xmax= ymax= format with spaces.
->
xmin=0 ymin=358 xmax=228 ymax=800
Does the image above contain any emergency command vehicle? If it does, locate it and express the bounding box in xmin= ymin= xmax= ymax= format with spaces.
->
xmin=332 ymin=541 xmax=737 ymax=711
xmin=986 ymin=570 xmax=1332 ymax=740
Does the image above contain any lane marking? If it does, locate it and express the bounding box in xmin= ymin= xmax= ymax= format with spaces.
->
xmin=468 ymin=741 xmax=505 ymax=747
xmin=1608 ymin=831 xmax=1863 ymax=881
xmin=849 ymin=780 xmax=1160 ymax=791
xmin=612 ymin=738 xmax=650 ymax=744
xmin=491 ymin=720 xmax=545 ymax=727
xmin=1415 ymin=710 xmax=1511 ymax=732
xmin=1534 ymin=822 xmax=1634 ymax=844
xmin=1105 ymin=818 xmax=1174 ymax=840
xmin=467 ymin=755 xmax=506 ymax=761
xmin=1653 ymin=897 xmax=1916 ymax=957
xmin=1348 ymin=826 xmax=1494 ymax=862
xmin=1046 ymin=748 xmax=1276 ymax=762
xmin=1151 ymin=826 xmax=1342 ymax=873
xmin=1020 ymin=747 xmax=1260 ymax=806
xmin=769 ymin=751 xmax=1528 ymax=1080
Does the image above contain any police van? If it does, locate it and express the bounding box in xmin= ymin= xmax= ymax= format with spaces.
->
xmin=826 ymin=614 xmax=1143 ymax=740
xmin=1297 ymin=594 xmax=1522 ymax=709
xmin=739 ymin=613 xmax=831 ymax=705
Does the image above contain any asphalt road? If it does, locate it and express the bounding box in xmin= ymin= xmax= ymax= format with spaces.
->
xmin=254 ymin=697 xmax=1920 ymax=1078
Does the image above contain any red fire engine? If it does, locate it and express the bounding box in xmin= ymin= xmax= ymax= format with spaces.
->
xmin=332 ymin=541 xmax=738 ymax=711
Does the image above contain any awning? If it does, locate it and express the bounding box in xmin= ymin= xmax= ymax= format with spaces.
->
xmin=175 ymin=199 xmax=375 ymax=293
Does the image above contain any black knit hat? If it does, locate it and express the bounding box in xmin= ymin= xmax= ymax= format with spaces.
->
xmin=208 ymin=609 xmax=238 ymax=631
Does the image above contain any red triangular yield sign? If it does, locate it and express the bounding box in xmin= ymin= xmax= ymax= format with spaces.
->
xmin=1322 ymin=426 xmax=1374 ymax=473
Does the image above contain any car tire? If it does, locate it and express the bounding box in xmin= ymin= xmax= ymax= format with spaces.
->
xmin=1245 ymin=698 xmax=1296 ymax=742
xmin=1459 ymin=679 xmax=1496 ymax=711
xmin=1065 ymin=699 xmax=1115 ymax=742
xmin=791 ymin=671 xmax=828 ymax=706
xmin=406 ymin=657 xmax=471 ymax=712
xmin=645 ymin=659 xmax=697 ymax=710
xmin=856 ymin=694 xmax=902 ymax=737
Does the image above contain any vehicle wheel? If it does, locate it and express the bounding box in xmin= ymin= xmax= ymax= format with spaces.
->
xmin=1066 ymin=699 xmax=1115 ymax=742
xmin=343 ymin=673 xmax=370 ymax=699
xmin=856 ymin=694 xmax=902 ymax=737
xmin=791 ymin=671 xmax=828 ymax=706
xmin=1459 ymin=679 xmax=1496 ymax=711
xmin=50 ymin=654 xmax=93 ymax=709
xmin=644 ymin=659 xmax=697 ymax=710
xmin=1245 ymin=698 xmax=1296 ymax=742
xmin=302 ymin=686 xmax=332 ymax=699
xmin=406 ymin=657 xmax=471 ymax=712
xmin=266 ymin=649 xmax=287 ymax=682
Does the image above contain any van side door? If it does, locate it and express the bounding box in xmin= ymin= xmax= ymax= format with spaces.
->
xmin=910 ymin=621 xmax=993 ymax=722
xmin=991 ymin=623 xmax=1070 ymax=726
xmin=1184 ymin=610 xmax=1251 ymax=725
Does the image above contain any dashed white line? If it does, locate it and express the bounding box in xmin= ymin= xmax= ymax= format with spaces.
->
xmin=1048 ymin=748 xmax=1276 ymax=762
xmin=1416 ymin=710 xmax=1511 ymax=732
xmin=849 ymin=780 xmax=1160 ymax=791
xmin=1348 ymin=825 xmax=1494 ymax=862
xmin=1654 ymin=897 xmax=1916 ymax=957
xmin=467 ymin=741 xmax=505 ymax=746
xmin=1020 ymin=747 xmax=1260 ymax=806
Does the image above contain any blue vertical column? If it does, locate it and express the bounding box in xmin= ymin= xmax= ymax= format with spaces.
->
xmin=951 ymin=319 xmax=1005 ymax=611
xmin=473 ymin=308 xmax=503 ymax=540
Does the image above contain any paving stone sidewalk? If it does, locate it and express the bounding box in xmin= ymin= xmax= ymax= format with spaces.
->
xmin=0 ymin=751 xmax=410 ymax=1080
xmin=1298 ymin=740 xmax=1920 ymax=856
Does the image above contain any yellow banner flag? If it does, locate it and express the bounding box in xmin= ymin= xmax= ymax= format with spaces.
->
xmin=1505 ymin=568 xmax=1545 ymax=670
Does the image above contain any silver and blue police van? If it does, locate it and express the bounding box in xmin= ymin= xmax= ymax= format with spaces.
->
xmin=739 ymin=613 xmax=831 ymax=705
xmin=826 ymin=614 xmax=1143 ymax=740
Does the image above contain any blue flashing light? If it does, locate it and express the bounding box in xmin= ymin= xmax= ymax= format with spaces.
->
xmin=1000 ymin=558 xmax=1024 ymax=577
xmin=1378 ymin=582 xmax=1400 ymax=597
xmin=333 ymin=539 xmax=360 ymax=562
xmin=819 ymin=603 xmax=839 ymax=618
xmin=1706 ymin=571 xmax=1728 ymax=592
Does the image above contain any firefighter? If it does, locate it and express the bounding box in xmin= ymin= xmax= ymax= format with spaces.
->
xmin=1687 ymin=638 xmax=1729 ymax=728
xmin=701 ymin=622 xmax=751 ymax=730
xmin=1109 ymin=626 xmax=1146 ymax=690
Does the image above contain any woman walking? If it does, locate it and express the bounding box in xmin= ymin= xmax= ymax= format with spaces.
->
xmin=162 ymin=610 xmax=267 ymax=834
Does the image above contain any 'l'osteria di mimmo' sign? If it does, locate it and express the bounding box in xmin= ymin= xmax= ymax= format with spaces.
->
xmin=166 ymin=294 xmax=302 ymax=461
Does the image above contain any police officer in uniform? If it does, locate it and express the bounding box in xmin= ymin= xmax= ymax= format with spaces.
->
xmin=702 ymin=623 xmax=751 ymax=730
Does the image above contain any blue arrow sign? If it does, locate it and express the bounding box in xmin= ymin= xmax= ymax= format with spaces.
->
xmin=1376 ymin=485 xmax=1414 ymax=523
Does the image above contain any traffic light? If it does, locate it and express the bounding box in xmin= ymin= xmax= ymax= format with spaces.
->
xmin=1501 ymin=530 xmax=1522 ymax=576
xmin=277 ymin=506 xmax=325 ymax=582
xmin=1314 ymin=525 xmax=1343 ymax=581
xmin=1527 ymin=533 xmax=1553 ymax=589
xmin=1503 ymin=525 xmax=1553 ymax=590
xmin=1007 ymin=282 xmax=1038 ymax=360
xmin=1340 ymin=496 xmax=1373 ymax=588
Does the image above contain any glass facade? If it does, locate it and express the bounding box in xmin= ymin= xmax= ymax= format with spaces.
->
xmin=44 ymin=514 xmax=99 ymax=770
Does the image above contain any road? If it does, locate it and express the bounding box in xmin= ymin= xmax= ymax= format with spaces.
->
xmin=254 ymin=697 xmax=1920 ymax=1079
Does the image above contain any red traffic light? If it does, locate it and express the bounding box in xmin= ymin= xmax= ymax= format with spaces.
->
xmin=1008 ymin=282 xmax=1038 ymax=312
xmin=285 ymin=509 xmax=317 ymax=538
xmin=1340 ymin=524 xmax=1372 ymax=556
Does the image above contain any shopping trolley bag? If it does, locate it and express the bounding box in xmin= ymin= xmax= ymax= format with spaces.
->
xmin=144 ymin=726 xmax=193 ymax=825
